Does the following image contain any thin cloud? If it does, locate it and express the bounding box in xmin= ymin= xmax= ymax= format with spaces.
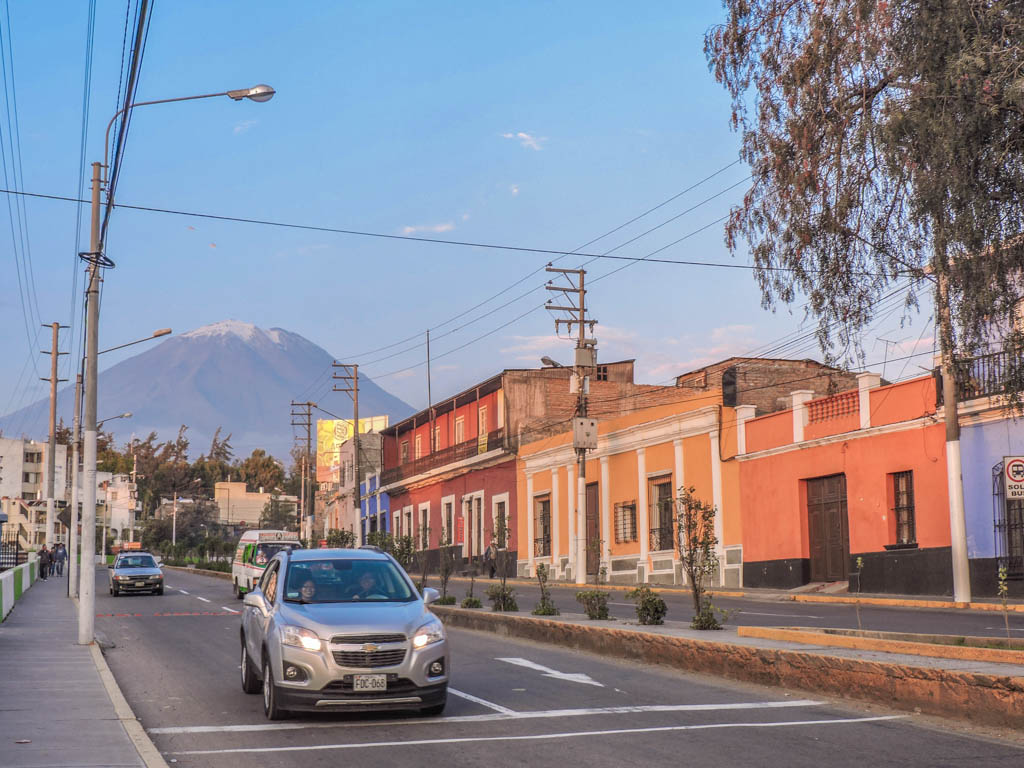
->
xmin=233 ymin=119 xmax=258 ymax=135
xmin=401 ymin=222 xmax=455 ymax=236
xmin=510 ymin=184 xmax=520 ymax=196
xmin=502 ymin=131 xmax=545 ymax=151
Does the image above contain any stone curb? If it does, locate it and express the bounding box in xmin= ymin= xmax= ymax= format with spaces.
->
xmin=89 ymin=643 xmax=171 ymax=768
xmin=431 ymin=606 xmax=1024 ymax=730
xmin=791 ymin=593 xmax=1024 ymax=613
xmin=737 ymin=625 xmax=1024 ymax=665
xmin=446 ymin=575 xmax=745 ymax=599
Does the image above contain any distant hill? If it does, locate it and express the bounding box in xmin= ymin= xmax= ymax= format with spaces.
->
xmin=0 ymin=320 xmax=413 ymax=461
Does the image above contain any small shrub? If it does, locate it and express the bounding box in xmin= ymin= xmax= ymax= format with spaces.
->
xmin=532 ymin=563 xmax=559 ymax=616
xmin=690 ymin=600 xmax=724 ymax=630
xmin=626 ymin=585 xmax=667 ymax=625
xmin=436 ymin=595 xmax=456 ymax=606
xmin=576 ymin=590 xmax=610 ymax=620
xmin=486 ymin=583 xmax=519 ymax=612
xmin=461 ymin=596 xmax=482 ymax=609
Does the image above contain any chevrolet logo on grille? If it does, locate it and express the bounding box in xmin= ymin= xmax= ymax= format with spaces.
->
xmin=361 ymin=643 xmax=380 ymax=652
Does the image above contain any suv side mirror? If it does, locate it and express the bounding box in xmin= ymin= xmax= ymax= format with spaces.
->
xmin=107 ymin=563 xmax=114 ymax=569
xmin=243 ymin=588 xmax=266 ymax=611
xmin=422 ymin=587 xmax=440 ymax=605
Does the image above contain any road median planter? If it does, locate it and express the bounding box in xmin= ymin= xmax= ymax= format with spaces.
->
xmin=737 ymin=626 xmax=1024 ymax=664
xmin=431 ymin=605 xmax=1024 ymax=730
xmin=162 ymin=564 xmax=231 ymax=581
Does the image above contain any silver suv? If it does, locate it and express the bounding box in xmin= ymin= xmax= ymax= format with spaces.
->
xmin=240 ymin=547 xmax=449 ymax=720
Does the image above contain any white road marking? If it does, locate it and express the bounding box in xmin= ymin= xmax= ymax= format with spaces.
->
xmin=984 ymin=626 xmax=1024 ymax=632
xmin=178 ymin=590 xmax=189 ymax=595
xmin=170 ymin=715 xmax=904 ymax=754
xmin=221 ymin=606 xmax=240 ymax=614
xmin=740 ymin=612 xmax=824 ymax=619
xmin=497 ymin=657 xmax=603 ymax=687
xmin=448 ymin=688 xmax=515 ymax=714
xmin=149 ymin=699 xmax=823 ymax=734
xmin=195 ymin=596 xmax=211 ymax=603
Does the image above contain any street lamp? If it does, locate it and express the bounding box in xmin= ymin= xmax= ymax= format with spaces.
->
xmin=99 ymin=328 xmax=172 ymax=356
xmin=78 ymin=85 xmax=275 ymax=646
xmin=97 ymin=412 xmax=132 ymax=428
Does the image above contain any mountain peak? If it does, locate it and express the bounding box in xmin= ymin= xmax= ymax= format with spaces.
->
xmin=182 ymin=320 xmax=264 ymax=343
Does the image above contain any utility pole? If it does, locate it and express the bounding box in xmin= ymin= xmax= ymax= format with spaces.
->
xmin=290 ymin=401 xmax=315 ymax=539
xmin=68 ymin=367 xmax=82 ymax=597
xmin=545 ymin=266 xmax=597 ymax=585
xmin=426 ymin=330 xmax=434 ymax=453
xmin=332 ymin=363 xmax=360 ymax=542
xmin=41 ymin=322 xmax=69 ymax=547
xmin=78 ymin=160 xmax=103 ymax=646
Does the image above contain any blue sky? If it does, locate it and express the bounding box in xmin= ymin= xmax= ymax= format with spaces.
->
xmin=1 ymin=1 xmax=935 ymax=436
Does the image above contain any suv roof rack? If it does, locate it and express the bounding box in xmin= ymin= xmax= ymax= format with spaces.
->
xmin=359 ymin=545 xmax=384 ymax=553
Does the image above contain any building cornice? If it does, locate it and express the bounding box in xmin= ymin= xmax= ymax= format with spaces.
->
xmin=379 ymin=447 xmax=512 ymax=495
xmin=737 ymin=414 xmax=938 ymax=461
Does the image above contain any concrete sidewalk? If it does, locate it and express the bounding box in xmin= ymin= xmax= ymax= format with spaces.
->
xmin=0 ymin=573 xmax=154 ymax=768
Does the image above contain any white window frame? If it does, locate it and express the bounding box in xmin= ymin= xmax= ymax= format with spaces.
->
xmin=433 ymin=426 xmax=441 ymax=452
xmin=491 ymin=492 xmax=510 ymax=549
xmin=441 ymin=494 xmax=456 ymax=545
xmin=478 ymin=404 xmax=488 ymax=435
xmin=418 ymin=501 xmax=431 ymax=550
xmin=455 ymin=416 xmax=465 ymax=444
xmin=403 ymin=505 xmax=413 ymax=542
xmin=415 ymin=434 xmax=422 ymax=460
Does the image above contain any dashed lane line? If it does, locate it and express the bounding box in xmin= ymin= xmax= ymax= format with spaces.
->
xmin=170 ymin=715 xmax=905 ymax=755
xmin=148 ymin=699 xmax=824 ymax=734
xmin=178 ymin=590 xmax=189 ymax=594
xmin=221 ymin=606 xmax=240 ymax=614
xmin=196 ymin=596 xmax=211 ymax=603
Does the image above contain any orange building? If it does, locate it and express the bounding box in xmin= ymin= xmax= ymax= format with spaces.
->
xmin=738 ymin=373 xmax=951 ymax=594
xmin=517 ymin=397 xmax=745 ymax=586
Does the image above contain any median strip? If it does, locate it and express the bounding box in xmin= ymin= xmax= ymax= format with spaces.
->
xmin=430 ymin=606 xmax=1024 ymax=730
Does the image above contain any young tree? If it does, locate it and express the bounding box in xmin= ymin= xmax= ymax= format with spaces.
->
xmin=706 ymin=1 xmax=1024 ymax=602
xmin=238 ymin=448 xmax=286 ymax=493
xmin=676 ymin=487 xmax=721 ymax=629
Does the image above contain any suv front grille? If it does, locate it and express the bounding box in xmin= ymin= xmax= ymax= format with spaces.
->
xmin=330 ymin=633 xmax=406 ymax=644
xmin=332 ymin=649 xmax=407 ymax=668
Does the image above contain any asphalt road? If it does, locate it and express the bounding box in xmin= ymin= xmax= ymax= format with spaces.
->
xmin=91 ymin=568 xmax=1022 ymax=767
xmin=445 ymin=577 xmax=1024 ymax=637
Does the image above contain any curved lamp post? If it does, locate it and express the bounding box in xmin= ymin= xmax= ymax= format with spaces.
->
xmin=78 ymin=85 xmax=275 ymax=645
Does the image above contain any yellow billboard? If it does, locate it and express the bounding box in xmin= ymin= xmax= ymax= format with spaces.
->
xmin=316 ymin=417 xmax=389 ymax=482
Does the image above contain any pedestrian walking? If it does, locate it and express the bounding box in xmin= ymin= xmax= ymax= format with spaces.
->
xmin=37 ymin=546 xmax=51 ymax=581
xmin=484 ymin=542 xmax=497 ymax=579
xmin=54 ymin=543 xmax=67 ymax=576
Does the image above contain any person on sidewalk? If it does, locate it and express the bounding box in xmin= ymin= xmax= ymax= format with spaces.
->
xmin=54 ymin=543 xmax=67 ymax=576
xmin=484 ymin=543 xmax=497 ymax=579
xmin=37 ymin=546 xmax=51 ymax=581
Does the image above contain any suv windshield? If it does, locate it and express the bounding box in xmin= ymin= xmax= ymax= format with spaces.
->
xmin=283 ymin=559 xmax=416 ymax=604
xmin=117 ymin=555 xmax=157 ymax=568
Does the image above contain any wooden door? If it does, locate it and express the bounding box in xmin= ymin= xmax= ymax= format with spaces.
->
xmin=807 ymin=474 xmax=849 ymax=582
xmin=586 ymin=482 xmax=600 ymax=575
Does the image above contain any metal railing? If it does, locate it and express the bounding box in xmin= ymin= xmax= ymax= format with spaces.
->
xmin=649 ymin=525 xmax=674 ymax=552
xmin=534 ymin=535 xmax=551 ymax=558
xmin=937 ymin=349 xmax=1024 ymax=404
xmin=381 ymin=428 xmax=505 ymax=486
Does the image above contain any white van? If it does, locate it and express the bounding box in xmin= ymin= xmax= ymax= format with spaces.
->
xmin=232 ymin=530 xmax=302 ymax=599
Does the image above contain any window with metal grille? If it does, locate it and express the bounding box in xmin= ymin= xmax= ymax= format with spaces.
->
xmin=595 ymin=365 xmax=609 ymax=382
xmin=614 ymin=501 xmax=637 ymax=544
xmin=400 ymin=441 xmax=409 ymax=464
xmin=994 ymin=461 xmax=1024 ymax=578
xmin=534 ymin=497 xmax=551 ymax=557
xmin=648 ymin=478 xmax=674 ymax=551
xmin=891 ymin=471 xmax=916 ymax=545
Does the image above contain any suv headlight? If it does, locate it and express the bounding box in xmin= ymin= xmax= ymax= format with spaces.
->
xmin=412 ymin=617 xmax=445 ymax=649
xmin=281 ymin=625 xmax=322 ymax=652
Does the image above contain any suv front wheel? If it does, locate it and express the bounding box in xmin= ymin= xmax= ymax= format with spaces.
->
xmin=262 ymin=658 xmax=288 ymax=720
xmin=240 ymin=641 xmax=260 ymax=694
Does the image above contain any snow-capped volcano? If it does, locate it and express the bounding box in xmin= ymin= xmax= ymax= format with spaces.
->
xmin=0 ymin=321 xmax=413 ymax=461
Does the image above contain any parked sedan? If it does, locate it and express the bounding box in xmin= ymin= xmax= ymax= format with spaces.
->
xmin=108 ymin=552 xmax=164 ymax=596
xmin=239 ymin=547 xmax=448 ymax=720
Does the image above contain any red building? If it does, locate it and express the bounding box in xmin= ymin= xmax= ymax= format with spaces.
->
xmin=379 ymin=361 xmax=688 ymax=571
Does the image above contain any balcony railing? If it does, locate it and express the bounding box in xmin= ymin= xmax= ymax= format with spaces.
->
xmin=935 ymin=349 xmax=1024 ymax=404
xmin=534 ymin=535 xmax=551 ymax=558
xmin=381 ymin=428 xmax=506 ymax=487
xmin=649 ymin=525 xmax=674 ymax=552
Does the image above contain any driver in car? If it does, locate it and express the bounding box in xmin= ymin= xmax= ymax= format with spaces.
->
xmin=350 ymin=569 xmax=384 ymax=600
